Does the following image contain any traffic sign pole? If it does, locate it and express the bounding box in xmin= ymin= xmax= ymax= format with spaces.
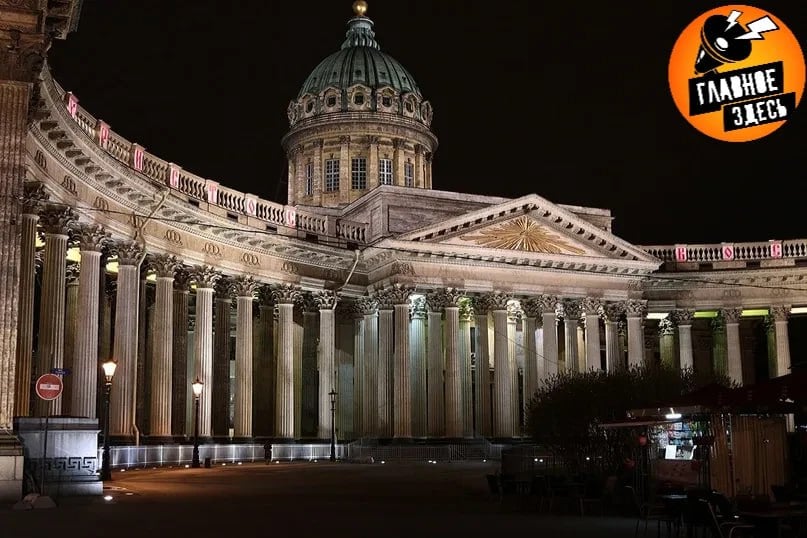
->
xmin=34 ymin=373 xmax=63 ymax=496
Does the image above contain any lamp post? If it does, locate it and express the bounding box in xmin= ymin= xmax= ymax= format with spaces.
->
xmin=191 ymin=378 xmax=204 ymax=468
xmin=100 ymin=359 xmax=117 ymax=481
xmin=329 ymin=389 xmax=337 ymax=462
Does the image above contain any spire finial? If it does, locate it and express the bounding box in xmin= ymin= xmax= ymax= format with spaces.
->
xmin=352 ymin=0 xmax=368 ymax=17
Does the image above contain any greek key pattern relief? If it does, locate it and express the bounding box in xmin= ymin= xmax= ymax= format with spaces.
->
xmin=27 ymin=456 xmax=98 ymax=477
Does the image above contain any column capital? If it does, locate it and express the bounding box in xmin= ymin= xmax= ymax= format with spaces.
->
xmin=257 ymin=285 xmax=275 ymax=307
xmin=149 ymin=253 xmax=180 ymax=278
xmin=22 ymin=180 xmax=49 ymax=214
xmin=367 ymin=135 xmax=380 ymax=145
xmin=373 ymin=289 xmax=394 ymax=310
xmin=299 ymin=293 xmax=320 ymax=313
xmin=74 ymin=223 xmax=109 ymax=252
xmin=409 ymin=295 xmax=427 ymax=320
xmin=671 ymin=309 xmax=694 ymax=326
xmin=232 ymin=275 xmax=260 ymax=298
xmin=173 ymin=267 xmax=192 ymax=291
xmin=339 ymin=135 xmax=351 ymax=145
xmin=658 ymin=317 xmax=675 ymax=336
xmin=459 ymin=297 xmax=474 ymax=322
xmin=392 ymin=138 xmax=405 ymax=150
xmin=560 ymin=299 xmax=582 ymax=320
xmin=720 ymin=307 xmax=743 ymax=324
xmin=39 ymin=204 xmax=75 ymax=235
xmin=624 ymin=299 xmax=647 ymax=318
xmin=213 ymin=277 xmax=233 ymax=298
xmin=581 ymin=297 xmax=602 ymax=316
xmin=272 ymin=283 xmax=301 ymax=305
xmin=506 ymin=301 xmax=522 ymax=322
xmin=479 ymin=291 xmax=510 ymax=312
xmin=313 ymin=290 xmax=338 ymax=310
xmin=439 ymin=287 xmax=465 ymax=308
xmin=520 ymin=297 xmax=542 ymax=319
xmin=536 ymin=294 xmax=559 ymax=314
xmin=356 ymin=296 xmax=378 ymax=316
xmin=114 ymin=240 xmax=143 ymax=266
xmin=66 ymin=262 xmax=80 ymax=285
xmin=190 ymin=265 xmax=220 ymax=289
xmin=386 ymin=283 xmax=415 ymax=305
xmin=771 ymin=305 xmax=791 ymax=322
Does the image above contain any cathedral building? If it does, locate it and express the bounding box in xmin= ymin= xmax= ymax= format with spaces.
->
xmin=1 ymin=1 xmax=806 ymax=474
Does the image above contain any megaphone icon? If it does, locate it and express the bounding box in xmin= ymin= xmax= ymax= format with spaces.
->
xmin=695 ymin=14 xmax=753 ymax=74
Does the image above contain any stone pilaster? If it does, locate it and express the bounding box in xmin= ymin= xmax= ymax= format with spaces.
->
xmin=212 ymin=277 xmax=232 ymax=438
xmin=771 ymin=305 xmax=791 ymax=378
xmin=409 ymin=295 xmax=427 ymax=437
xmin=314 ymin=290 xmax=338 ymax=440
xmin=440 ymin=288 xmax=464 ymax=438
xmin=390 ymin=284 xmax=414 ymax=438
xmin=171 ymin=268 xmax=191 ymax=436
xmin=272 ymin=283 xmax=301 ymax=439
xmin=35 ymin=205 xmax=75 ymax=416
xmin=459 ymin=298 xmax=474 ymax=437
xmin=625 ymin=300 xmax=646 ymax=367
xmin=70 ymin=224 xmax=107 ymax=418
xmin=14 ymin=182 xmax=49 ymax=417
xmin=581 ymin=298 xmax=602 ymax=371
xmin=721 ymin=308 xmax=743 ymax=385
xmin=602 ymin=302 xmax=623 ymax=372
xmin=425 ymin=292 xmax=444 ymax=438
xmin=191 ymin=265 xmax=219 ymax=437
xmin=561 ymin=300 xmax=581 ymax=373
xmin=110 ymin=241 xmax=143 ymax=437
xmin=375 ymin=290 xmax=394 ymax=438
xmin=672 ymin=309 xmax=694 ymax=371
xmin=658 ymin=317 xmax=676 ymax=368
xmin=233 ymin=276 xmax=259 ymax=439
xmin=473 ymin=307 xmax=491 ymax=438
xmin=147 ymin=254 xmax=179 ymax=437
xmin=485 ymin=292 xmax=513 ymax=438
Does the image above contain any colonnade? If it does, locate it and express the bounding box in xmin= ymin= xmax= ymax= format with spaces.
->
xmin=14 ymin=198 xmax=798 ymax=440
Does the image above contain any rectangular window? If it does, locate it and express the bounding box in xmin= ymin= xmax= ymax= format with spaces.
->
xmin=325 ymin=159 xmax=339 ymax=192
xmin=404 ymin=161 xmax=414 ymax=187
xmin=379 ymin=159 xmax=393 ymax=185
xmin=351 ymin=157 xmax=367 ymax=190
xmin=305 ymin=162 xmax=314 ymax=196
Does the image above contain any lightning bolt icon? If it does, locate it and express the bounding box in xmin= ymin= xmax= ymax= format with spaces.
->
xmin=725 ymin=10 xmax=742 ymax=31
xmin=736 ymin=16 xmax=779 ymax=40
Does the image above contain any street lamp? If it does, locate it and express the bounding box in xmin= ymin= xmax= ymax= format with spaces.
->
xmin=191 ymin=378 xmax=204 ymax=468
xmin=329 ymin=389 xmax=337 ymax=462
xmin=100 ymin=359 xmax=117 ymax=481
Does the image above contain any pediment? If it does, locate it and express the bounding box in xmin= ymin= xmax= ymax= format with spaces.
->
xmin=395 ymin=194 xmax=660 ymax=264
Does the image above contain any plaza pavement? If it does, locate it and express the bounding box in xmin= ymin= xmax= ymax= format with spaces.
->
xmin=1 ymin=461 xmax=638 ymax=537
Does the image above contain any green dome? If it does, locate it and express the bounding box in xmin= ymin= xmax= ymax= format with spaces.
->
xmin=298 ymin=15 xmax=422 ymax=98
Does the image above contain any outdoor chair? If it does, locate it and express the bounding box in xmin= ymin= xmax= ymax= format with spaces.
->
xmin=579 ymin=475 xmax=613 ymax=516
xmin=547 ymin=475 xmax=584 ymax=515
xmin=625 ymin=485 xmax=679 ymax=538
xmin=531 ymin=475 xmax=552 ymax=514
xmin=486 ymin=473 xmax=501 ymax=502
xmin=693 ymin=498 xmax=755 ymax=538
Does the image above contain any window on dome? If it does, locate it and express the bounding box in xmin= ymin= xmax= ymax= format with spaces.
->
xmin=305 ymin=162 xmax=314 ymax=196
xmin=404 ymin=161 xmax=414 ymax=187
xmin=327 ymin=96 xmax=337 ymax=107
xmin=351 ymin=157 xmax=367 ymax=190
xmin=405 ymin=101 xmax=414 ymax=113
xmin=382 ymin=96 xmax=392 ymax=108
xmin=354 ymin=94 xmax=365 ymax=105
xmin=325 ymin=159 xmax=340 ymax=192
xmin=379 ymin=159 xmax=393 ymax=185
xmin=306 ymin=101 xmax=314 ymax=113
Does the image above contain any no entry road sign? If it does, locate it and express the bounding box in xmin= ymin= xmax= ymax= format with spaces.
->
xmin=35 ymin=373 xmax=63 ymax=401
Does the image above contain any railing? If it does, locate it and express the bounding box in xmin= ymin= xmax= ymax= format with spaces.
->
xmin=43 ymin=67 xmax=368 ymax=244
xmin=640 ymin=239 xmax=807 ymax=264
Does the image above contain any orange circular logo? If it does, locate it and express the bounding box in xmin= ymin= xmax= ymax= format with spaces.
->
xmin=669 ymin=5 xmax=805 ymax=142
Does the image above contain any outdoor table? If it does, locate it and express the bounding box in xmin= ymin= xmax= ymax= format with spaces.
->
xmin=738 ymin=507 xmax=807 ymax=538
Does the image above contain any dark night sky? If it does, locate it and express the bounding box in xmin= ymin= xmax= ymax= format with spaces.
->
xmin=47 ymin=1 xmax=807 ymax=246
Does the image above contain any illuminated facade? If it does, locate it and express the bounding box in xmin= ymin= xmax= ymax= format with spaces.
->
xmin=2 ymin=2 xmax=807 ymax=468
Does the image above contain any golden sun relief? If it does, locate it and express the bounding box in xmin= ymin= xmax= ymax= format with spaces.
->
xmin=460 ymin=216 xmax=587 ymax=255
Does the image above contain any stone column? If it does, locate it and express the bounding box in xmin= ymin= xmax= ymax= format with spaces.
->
xmin=410 ymin=296 xmax=427 ymax=437
xmin=110 ymin=242 xmax=143 ymax=437
xmin=625 ymin=300 xmax=646 ymax=367
xmin=425 ymin=153 xmax=433 ymax=189
xmin=602 ymin=303 xmax=623 ymax=372
xmin=658 ymin=318 xmax=676 ymax=368
xmin=146 ymin=255 xmax=179 ymax=437
xmin=473 ymin=307 xmax=491 ymax=438
xmin=351 ymin=302 xmax=366 ymax=437
xmin=313 ymin=139 xmax=323 ymax=205
xmin=301 ymin=295 xmax=319 ymax=438
xmin=338 ymin=135 xmax=350 ymax=201
xmin=14 ymin=183 xmax=48 ymax=417
xmin=392 ymin=138 xmax=405 ymax=186
xmin=362 ymin=298 xmax=379 ymax=436
xmin=561 ymin=300 xmax=581 ymax=373
xmin=425 ymin=293 xmax=444 ymax=437
xmin=414 ymin=144 xmax=425 ymax=187
xmin=441 ymin=288 xmax=463 ymax=438
xmin=212 ymin=278 xmax=232 ymax=438
xmin=536 ymin=295 xmax=559 ymax=378
xmin=314 ymin=291 xmax=337 ymax=440
xmin=34 ymin=205 xmax=75 ymax=416
xmin=771 ymin=305 xmax=792 ymax=378
xmin=581 ymin=298 xmax=602 ymax=371
xmin=69 ymin=225 xmax=107 ymax=418
xmin=172 ymin=268 xmax=191 ymax=436
xmin=390 ymin=284 xmax=414 ymax=439
xmin=485 ymin=292 xmax=512 ymax=438
xmin=710 ymin=314 xmax=727 ymax=378
xmin=521 ymin=302 xmax=540 ymax=409
xmin=191 ymin=266 xmax=219 ymax=438
xmin=273 ymin=283 xmax=301 ymax=439
xmin=254 ymin=287 xmax=275 ymax=437
xmin=368 ymin=136 xmax=380 ymax=190
xmin=672 ymin=309 xmax=694 ymax=371
xmin=62 ymin=263 xmax=79 ymax=415
xmin=506 ymin=302 xmax=521 ymax=434
xmin=375 ymin=290 xmax=394 ymax=438
xmin=233 ymin=276 xmax=258 ymax=439
xmin=459 ymin=298 xmax=474 ymax=437
xmin=722 ymin=308 xmax=743 ymax=385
